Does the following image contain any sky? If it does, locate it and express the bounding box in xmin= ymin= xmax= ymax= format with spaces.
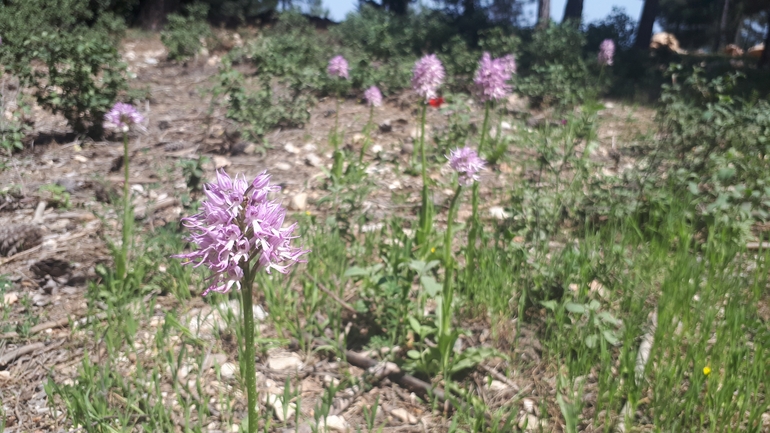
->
xmin=322 ymin=0 xmax=646 ymax=25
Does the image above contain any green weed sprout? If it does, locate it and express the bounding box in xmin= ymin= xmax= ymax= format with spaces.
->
xmin=174 ymin=170 xmax=308 ymax=433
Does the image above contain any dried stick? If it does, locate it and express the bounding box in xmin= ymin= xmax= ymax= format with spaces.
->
xmin=479 ymin=364 xmax=520 ymax=392
xmin=0 ymin=342 xmax=45 ymax=366
xmin=305 ymin=272 xmax=357 ymax=314
xmin=0 ymin=317 xmax=71 ymax=340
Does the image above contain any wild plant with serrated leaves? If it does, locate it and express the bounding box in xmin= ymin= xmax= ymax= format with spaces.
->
xmin=657 ymin=65 xmax=770 ymax=242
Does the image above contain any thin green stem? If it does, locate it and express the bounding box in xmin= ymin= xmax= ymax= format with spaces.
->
xmin=359 ymin=106 xmax=374 ymax=164
xmin=240 ymin=265 xmax=258 ymax=433
xmin=467 ymin=102 xmax=491 ymax=274
xmin=419 ymin=104 xmax=428 ymax=187
xmin=331 ymin=97 xmax=343 ymax=181
xmin=334 ymin=97 xmax=340 ymax=151
xmin=118 ymin=131 xmax=132 ymax=286
xmin=416 ymin=104 xmax=433 ymax=248
xmin=441 ymin=184 xmax=463 ymax=380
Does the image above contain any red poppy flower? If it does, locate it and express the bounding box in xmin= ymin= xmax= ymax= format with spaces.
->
xmin=428 ymin=97 xmax=444 ymax=108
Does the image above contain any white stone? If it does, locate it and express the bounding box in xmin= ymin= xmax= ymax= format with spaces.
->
xmin=284 ymin=143 xmax=300 ymax=154
xmin=212 ymin=156 xmax=232 ymax=169
xmin=267 ymin=354 xmax=303 ymax=371
xmin=352 ymin=133 xmax=365 ymax=144
xmin=522 ymin=398 xmax=537 ymax=414
xmin=203 ymin=354 xmax=228 ymax=370
xmin=489 ymin=206 xmax=510 ymax=220
xmin=275 ymin=162 xmax=292 ymax=171
xmin=266 ymin=394 xmax=296 ymax=422
xmin=2 ymin=292 xmax=19 ymax=306
xmin=220 ymin=362 xmax=237 ymax=378
xmin=176 ymin=365 xmax=190 ymax=381
xmin=144 ymin=57 xmax=159 ymax=65
xmin=370 ymin=144 xmax=383 ymax=154
xmin=487 ymin=380 xmax=507 ymax=391
xmin=518 ymin=414 xmax=540 ymax=431
xmin=302 ymin=143 xmax=317 ymax=152
xmin=291 ymin=193 xmax=308 ymax=211
xmin=390 ymin=408 xmax=417 ymax=424
xmin=305 ymin=153 xmax=323 ymax=167
xmin=321 ymin=415 xmax=349 ymax=432
xmin=501 ymin=121 xmax=512 ymax=130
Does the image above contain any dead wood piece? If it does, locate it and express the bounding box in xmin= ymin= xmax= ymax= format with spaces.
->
xmin=0 ymin=342 xmax=45 ymax=367
xmin=107 ymin=175 xmax=159 ymax=184
xmin=746 ymin=241 xmax=770 ymax=250
xmin=480 ymin=364 xmax=520 ymax=392
xmin=317 ymin=282 xmax=357 ymax=314
xmin=31 ymin=258 xmax=71 ymax=279
xmin=0 ymin=224 xmax=43 ymax=258
xmin=135 ymin=197 xmax=180 ymax=220
xmin=0 ymin=317 xmax=72 ymax=340
xmin=344 ymin=349 xmax=449 ymax=405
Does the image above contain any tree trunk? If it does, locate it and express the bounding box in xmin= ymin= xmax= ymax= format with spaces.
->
xmin=759 ymin=11 xmax=770 ymax=68
xmin=463 ymin=0 xmax=476 ymax=16
xmin=715 ymin=0 xmax=731 ymax=52
xmin=562 ymin=0 xmax=583 ymax=24
xmin=138 ymin=0 xmax=181 ymax=31
xmin=382 ymin=0 xmax=408 ymax=15
xmin=537 ymin=0 xmax=550 ymax=28
xmin=634 ymin=0 xmax=659 ymax=49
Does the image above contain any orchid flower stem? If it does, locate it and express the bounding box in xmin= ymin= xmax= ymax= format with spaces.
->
xmin=441 ymin=184 xmax=463 ymax=382
xmin=332 ymin=96 xmax=344 ymax=181
xmin=240 ymin=265 xmax=258 ymax=433
xmin=118 ymin=131 xmax=132 ymax=287
xmin=419 ymin=104 xmax=428 ymax=186
xmin=359 ymin=106 xmax=374 ymax=165
xmin=467 ymin=102 xmax=490 ymax=274
xmin=416 ymin=104 xmax=433 ymax=247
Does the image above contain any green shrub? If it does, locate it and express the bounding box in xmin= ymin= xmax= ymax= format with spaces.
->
xmin=0 ymin=0 xmax=128 ymax=136
xmin=657 ymin=65 xmax=770 ymax=240
xmin=517 ymin=24 xmax=597 ymax=108
xmin=213 ymin=60 xmax=312 ymax=140
xmin=161 ymin=3 xmax=212 ymax=62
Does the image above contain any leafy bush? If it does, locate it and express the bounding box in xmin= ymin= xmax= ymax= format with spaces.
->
xmin=0 ymin=0 xmax=128 ymax=136
xmin=161 ymin=3 xmax=212 ymax=62
xmin=517 ymin=24 xmax=597 ymax=108
xmin=214 ymin=60 xmax=312 ymax=140
xmin=657 ymin=65 xmax=770 ymax=240
xmin=585 ymin=7 xmax=636 ymax=50
xmin=0 ymin=81 xmax=32 ymax=154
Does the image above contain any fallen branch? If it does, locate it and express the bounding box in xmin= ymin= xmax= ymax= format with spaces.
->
xmin=305 ymin=272 xmax=357 ymax=315
xmin=480 ymin=364 xmax=520 ymax=392
xmin=746 ymin=241 xmax=770 ymax=250
xmin=1 ymin=311 xmax=107 ymax=340
xmin=343 ymin=348 xmax=450 ymax=405
xmin=135 ymin=197 xmax=181 ymax=220
xmin=0 ymin=342 xmax=45 ymax=367
xmin=0 ymin=317 xmax=71 ymax=340
xmin=0 ymin=245 xmax=43 ymax=267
